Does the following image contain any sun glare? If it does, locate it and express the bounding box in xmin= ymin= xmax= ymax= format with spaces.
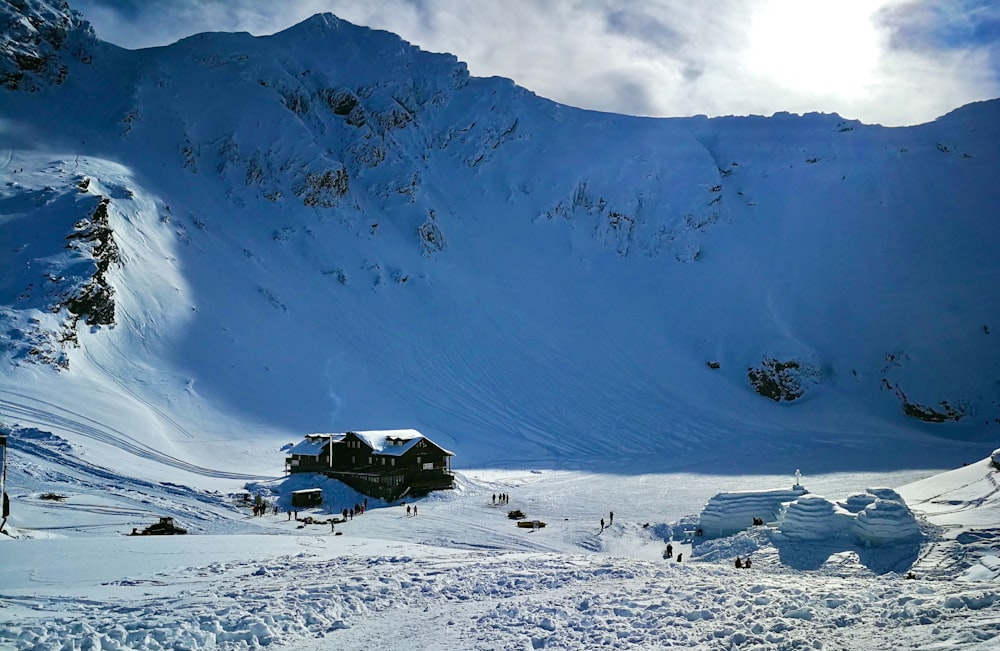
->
xmin=747 ymin=0 xmax=884 ymax=99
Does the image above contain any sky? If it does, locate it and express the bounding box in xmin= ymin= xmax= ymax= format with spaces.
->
xmin=70 ymin=0 xmax=1000 ymax=127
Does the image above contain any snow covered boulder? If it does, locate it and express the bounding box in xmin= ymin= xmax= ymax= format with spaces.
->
xmin=778 ymin=494 xmax=852 ymax=540
xmin=991 ymin=448 xmax=1000 ymax=468
xmin=698 ymin=487 xmax=806 ymax=538
xmin=852 ymin=499 xmax=921 ymax=546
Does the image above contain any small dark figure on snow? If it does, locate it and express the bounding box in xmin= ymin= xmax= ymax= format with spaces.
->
xmin=406 ymin=505 xmax=412 ymax=516
xmin=600 ymin=518 xmax=605 ymax=531
xmin=413 ymin=506 xmax=418 ymax=516
xmin=609 ymin=511 xmax=614 ymax=525
xmin=676 ymin=553 xmax=683 ymax=562
xmin=744 ymin=558 xmax=752 ymax=569
xmin=492 ymin=494 xmax=496 ymax=504
xmin=735 ymin=557 xmax=743 ymax=568
xmin=666 ymin=544 xmax=673 ymax=558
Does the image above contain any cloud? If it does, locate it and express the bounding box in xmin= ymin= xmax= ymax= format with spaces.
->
xmin=71 ymin=0 xmax=1000 ymax=126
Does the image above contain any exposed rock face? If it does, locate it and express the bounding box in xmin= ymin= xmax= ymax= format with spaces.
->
xmin=0 ymin=0 xmax=97 ymax=91
xmin=418 ymin=214 xmax=446 ymax=255
xmin=295 ymin=169 xmax=350 ymax=207
xmin=62 ymin=196 xmax=120 ymax=327
xmin=880 ymin=353 xmax=968 ymax=422
xmin=747 ymin=357 xmax=818 ymax=402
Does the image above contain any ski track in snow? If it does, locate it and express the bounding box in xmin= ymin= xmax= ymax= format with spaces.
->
xmin=84 ymin=345 xmax=197 ymax=440
xmin=0 ymin=390 xmax=271 ymax=481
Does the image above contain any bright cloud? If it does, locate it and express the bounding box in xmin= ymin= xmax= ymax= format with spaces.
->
xmin=72 ymin=0 xmax=1000 ymax=126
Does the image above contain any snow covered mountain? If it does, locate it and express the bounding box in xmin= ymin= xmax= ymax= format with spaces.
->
xmin=1 ymin=0 xmax=998 ymax=480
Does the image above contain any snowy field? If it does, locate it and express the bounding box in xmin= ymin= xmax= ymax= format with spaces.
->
xmin=3 ymin=456 xmax=1000 ymax=650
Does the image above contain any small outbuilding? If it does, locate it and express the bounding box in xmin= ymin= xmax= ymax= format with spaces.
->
xmin=290 ymin=488 xmax=323 ymax=507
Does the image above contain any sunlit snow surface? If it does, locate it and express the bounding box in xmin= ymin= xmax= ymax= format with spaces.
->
xmin=3 ymin=452 xmax=1000 ymax=649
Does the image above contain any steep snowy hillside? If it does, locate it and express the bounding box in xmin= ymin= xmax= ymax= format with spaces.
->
xmin=0 ymin=0 xmax=998 ymax=480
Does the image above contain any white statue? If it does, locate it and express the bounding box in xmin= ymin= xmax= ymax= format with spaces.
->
xmin=794 ymin=468 xmax=802 ymax=488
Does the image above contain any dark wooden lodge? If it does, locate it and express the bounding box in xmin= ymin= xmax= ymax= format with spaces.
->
xmin=285 ymin=429 xmax=454 ymax=500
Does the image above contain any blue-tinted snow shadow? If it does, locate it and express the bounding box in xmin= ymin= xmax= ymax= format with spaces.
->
xmin=773 ymin=537 xmax=921 ymax=575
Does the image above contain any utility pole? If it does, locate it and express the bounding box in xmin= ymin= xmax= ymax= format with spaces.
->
xmin=0 ymin=432 xmax=8 ymax=533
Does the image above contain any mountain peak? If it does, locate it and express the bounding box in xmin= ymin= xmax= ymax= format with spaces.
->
xmin=0 ymin=0 xmax=98 ymax=91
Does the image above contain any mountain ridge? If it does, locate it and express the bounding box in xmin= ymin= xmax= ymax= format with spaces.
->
xmin=0 ymin=1 xmax=998 ymax=477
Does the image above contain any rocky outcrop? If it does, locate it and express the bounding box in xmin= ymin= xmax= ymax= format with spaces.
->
xmin=61 ymin=196 xmax=120 ymax=327
xmin=294 ymin=168 xmax=349 ymax=207
xmin=747 ymin=357 xmax=819 ymax=402
xmin=0 ymin=0 xmax=97 ymax=91
xmin=880 ymin=352 xmax=968 ymax=422
xmin=418 ymin=212 xmax=446 ymax=255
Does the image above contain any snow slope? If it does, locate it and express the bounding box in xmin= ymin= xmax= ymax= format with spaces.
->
xmin=0 ymin=1 xmax=997 ymax=478
xmin=1 ymin=3 xmax=1000 ymax=648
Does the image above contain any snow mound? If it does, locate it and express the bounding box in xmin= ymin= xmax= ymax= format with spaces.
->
xmin=991 ymin=448 xmax=1000 ymax=466
xmin=697 ymin=487 xmax=807 ymax=537
xmin=853 ymin=498 xmax=922 ymax=546
xmin=777 ymin=494 xmax=853 ymax=540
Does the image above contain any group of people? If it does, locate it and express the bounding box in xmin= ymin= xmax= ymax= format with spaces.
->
xmin=492 ymin=493 xmax=510 ymax=504
xmin=599 ymin=511 xmax=615 ymax=531
xmin=405 ymin=504 xmax=418 ymax=516
xmin=342 ymin=499 xmax=368 ymax=521
xmin=734 ymin=557 xmax=752 ymax=569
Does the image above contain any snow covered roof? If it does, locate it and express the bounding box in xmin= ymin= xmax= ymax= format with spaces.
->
xmin=351 ymin=429 xmax=454 ymax=457
xmin=288 ymin=434 xmax=343 ymax=456
xmin=289 ymin=429 xmax=453 ymax=457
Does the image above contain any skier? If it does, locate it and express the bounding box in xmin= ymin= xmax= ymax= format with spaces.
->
xmin=609 ymin=511 xmax=614 ymax=525
xmin=406 ymin=505 xmax=411 ymax=516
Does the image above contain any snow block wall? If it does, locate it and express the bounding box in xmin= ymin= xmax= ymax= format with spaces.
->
xmin=777 ymin=494 xmax=854 ymax=540
xmin=851 ymin=498 xmax=922 ymax=546
xmin=699 ymin=485 xmax=923 ymax=547
xmin=776 ymin=487 xmax=921 ymax=547
xmin=697 ymin=487 xmax=807 ymax=537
